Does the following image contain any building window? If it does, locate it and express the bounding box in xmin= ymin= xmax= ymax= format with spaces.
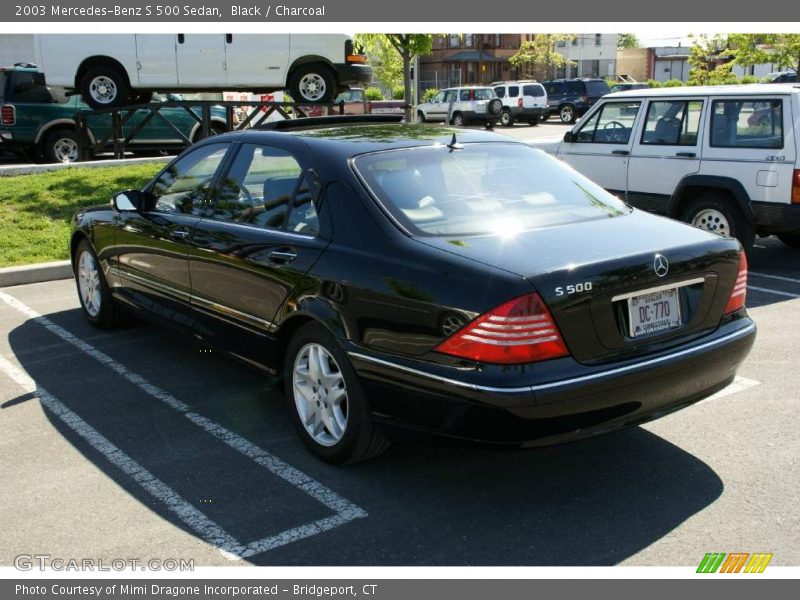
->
xmin=449 ymin=34 xmax=459 ymax=48
xmin=595 ymin=34 xmax=602 ymax=46
xmin=496 ymin=34 xmax=502 ymax=47
xmin=465 ymin=34 xmax=473 ymax=48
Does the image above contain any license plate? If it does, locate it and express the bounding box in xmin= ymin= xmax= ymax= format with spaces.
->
xmin=628 ymin=288 xmax=681 ymax=337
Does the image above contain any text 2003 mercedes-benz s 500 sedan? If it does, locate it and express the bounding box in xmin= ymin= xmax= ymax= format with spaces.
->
xmin=69 ymin=115 xmax=756 ymax=464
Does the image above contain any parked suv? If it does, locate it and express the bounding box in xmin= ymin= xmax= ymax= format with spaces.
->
xmin=542 ymin=78 xmax=611 ymax=123
xmin=492 ymin=80 xmax=548 ymax=126
xmin=528 ymin=84 xmax=800 ymax=251
xmin=416 ymin=86 xmax=503 ymax=127
xmin=0 ymin=64 xmax=228 ymax=162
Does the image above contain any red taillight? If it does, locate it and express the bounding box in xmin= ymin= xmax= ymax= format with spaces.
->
xmin=792 ymin=169 xmax=800 ymax=205
xmin=1 ymin=104 xmax=15 ymax=126
xmin=434 ymin=293 xmax=569 ymax=364
xmin=517 ymin=97 xmax=523 ymax=108
xmin=724 ymin=252 xmax=748 ymax=314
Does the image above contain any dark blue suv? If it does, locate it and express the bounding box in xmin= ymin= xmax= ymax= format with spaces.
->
xmin=542 ymin=78 xmax=611 ymax=124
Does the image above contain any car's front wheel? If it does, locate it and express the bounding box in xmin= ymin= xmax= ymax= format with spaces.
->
xmin=451 ymin=112 xmax=465 ymax=127
xmin=417 ymin=110 xmax=427 ymax=123
xmin=73 ymin=239 xmax=122 ymax=328
xmin=284 ymin=322 xmax=389 ymax=464
xmin=777 ymin=232 xmax=800 ymax=249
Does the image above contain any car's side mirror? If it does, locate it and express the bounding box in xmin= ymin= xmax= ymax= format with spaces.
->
xmin=112 ymin=190 xmax=145 ymax=212
xmin=563 ymin=131 xmax=575 ymax=143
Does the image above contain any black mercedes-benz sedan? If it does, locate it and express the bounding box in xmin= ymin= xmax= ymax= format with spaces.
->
xmin=69 ymin=115 xmax=756 ymax=464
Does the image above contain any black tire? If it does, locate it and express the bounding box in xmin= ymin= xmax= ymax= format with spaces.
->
xmin=540 ymin=111 xmax=550 ymax=122
xmin=500 ymin=109 xmax=513 ymax=127
xmin=284 ymin=322 xmax=390 ymax=464
xmin=289 ymin=64 xmax=336 ymax=104
xmin=42 ymin=128 xmax=80 ymax=163
xmin=679 ymin=192 xmax=755 ymax=253
xmin=484 ymin=120 xmax=496 ymax=129
xmin=79 ymin=65 xmax=133 ymax=109
xmin=192 ymin=122 xmax=227 ymax=144
xmin=777 ymin=232 xmax=800 ymax=249
xmin=528 ymin=115 xmax=540 ymax=126
xmin=451 ymin=112 xmax=466 ymax=127
xmin=417 ymin=110 xmax=427 ymax=123
xmin=559 ymin=104 xmax=576 ymax=124
xmin=73 ymin=239 xmax=123 ymax=328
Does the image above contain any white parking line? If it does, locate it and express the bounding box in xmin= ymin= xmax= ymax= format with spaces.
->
xmin=750 ymin=271 xmax=800 ymax=285
xmin=748 ymin=285 xmax=800 ymax=299
xmin=0 ymin=290 xmax=367 ymax=560
xmin=0 ymin=355 xmax=246 ymax=558
xmin=695 ymin=376 xmax=761 ymax=406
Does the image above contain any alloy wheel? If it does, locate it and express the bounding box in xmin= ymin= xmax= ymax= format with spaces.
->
xmin=292 ymin=343 xmax=348 ymax=446
xmin=77 ymin=250 xmax=102 ymax=317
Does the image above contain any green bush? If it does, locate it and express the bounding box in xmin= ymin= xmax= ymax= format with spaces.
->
xmin=662 ymin=79 xmax=685 ymax=87
xmin=738 ymin=75 xmax=759 ymax=85
xmin=364 ymin=87 xmax=383 ymax=101
xmin=392 ymin=85 xmax=405 ymax=100
xmin=646 ymin=79 xmax=663 ymax=88
xmin=422 ymin=88 xmax=439 ymax=102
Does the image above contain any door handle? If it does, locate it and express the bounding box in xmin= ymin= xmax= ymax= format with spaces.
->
xmin=611 ymin=150 xmax=630 ymax=156
xmin=170 ymin=228 xmax=190 ymax=241
xmin=675 ymin=152 xmax=696 ymax=158
xmin=268 ymin=250 xmax=297 ymax=265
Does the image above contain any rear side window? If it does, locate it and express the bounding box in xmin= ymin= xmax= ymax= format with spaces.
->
xmin=460 ymin=89 xmax=471 ymax=101
xmin=474 ymin=88 xmax=494 ymax=100
xmin=494 ymin=87 xmax=506 ymax=98
xmin=566 ymin=81 xmax=584 ymax=95
xmin=574 ymin=101 xmax=641 ymax=144
xmin=523 ymin=84 xmax=544 ymax=97
xmin=508 ymin=86 xmax=519 ymax=98
xmin=354 ymin=143 xmax=629 ymax=236
xmin=9 ymin=71 xmax=54 ymax=103
xmin=641 ymin=100 xmax=703 ymax=146
xmin=710 ymin=99 xmax=783 ymax=149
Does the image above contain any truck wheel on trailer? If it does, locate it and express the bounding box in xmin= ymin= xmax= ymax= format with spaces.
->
xmin=79 ymin=65 xmax=134 ymax=109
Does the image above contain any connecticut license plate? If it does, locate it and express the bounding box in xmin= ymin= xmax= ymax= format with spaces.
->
xmin=628 ymin=288 xmax=681 ymax=337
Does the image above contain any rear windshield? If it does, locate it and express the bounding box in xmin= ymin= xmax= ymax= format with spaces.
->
xmin=585 ymin=80 xmax=611 ymax=96
xmin=354 ymin=143 xmax=629 ymax=236
xmin=523 ymin=84 xmax=545 ymax=97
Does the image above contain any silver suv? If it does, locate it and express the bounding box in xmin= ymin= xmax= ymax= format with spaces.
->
xmin=492 ymin=80 xmax=548 ymax=126
xmin=416 ymin=86 xmax=503 ymax=128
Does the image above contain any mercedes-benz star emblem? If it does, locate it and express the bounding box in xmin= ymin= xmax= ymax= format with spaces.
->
xmin=653 ymin=254 xmax=669 ymax=278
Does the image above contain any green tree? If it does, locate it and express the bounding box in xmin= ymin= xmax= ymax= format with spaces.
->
xmin=617 ymin=34 xmax=639 ymax=49
xmin=353 ymin=34 xmax=403 ymax=92
xmin=356 ymin=34 xmax=433 ymax=120
xmin=688 ymin=34 xmax=736 ymax=85
xmin=509 ymin=34 xmax=576 ymax=79
xmin=730 ymin=34 xmax=800 ymax=77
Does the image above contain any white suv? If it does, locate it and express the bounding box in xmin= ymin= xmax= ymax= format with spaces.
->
xmin=492 ymin=80 xmax=548 ymax=126
xmin=416 ymin=86 xmax=503 ymax=127
xmin=529 ymin=84 xmax=800 ymax=251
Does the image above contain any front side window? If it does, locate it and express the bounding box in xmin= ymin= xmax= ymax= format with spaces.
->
xmin=431 ymin=91 xmax=445 ymax=103
xmin=212 ymin=144 xmax=318 ymax=235
xmin=641 ymin=100 xmax=703 ymax=146
xmin=710 ymin=99 xmax=783 ymax=149
xmin=354 ymin=143 xmax=629 ymax=236
xmin=149 ymin=143 xmax=228 ymax=215
xmin=574 ymin=101 xmax=641 ymax=144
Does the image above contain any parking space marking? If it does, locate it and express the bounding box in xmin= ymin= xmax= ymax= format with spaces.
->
xmin=0 ymin=355 xmax=245 ymax=558
xmin=0 ymin=289 xmax=367 ymax=559
xmin=750 ymin=272 xmax=800 ymax=285
xmin=695 ymin=376 xmax=761 ymax=406
xmin=748 ymin=285 xmax=800 ymax=299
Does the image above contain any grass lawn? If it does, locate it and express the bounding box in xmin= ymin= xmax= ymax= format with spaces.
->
xmin=0 ymin=163 xmax=162 ymax=268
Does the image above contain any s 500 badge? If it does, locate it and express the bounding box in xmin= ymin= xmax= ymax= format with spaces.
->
xmin=555 ymin=282 xmax=593 ymax=296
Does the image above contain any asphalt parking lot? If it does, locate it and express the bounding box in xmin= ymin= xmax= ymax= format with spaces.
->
xmin=1 ymin=118 xmax=799 ymax=568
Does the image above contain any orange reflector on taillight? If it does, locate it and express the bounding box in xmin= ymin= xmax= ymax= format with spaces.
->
xmin=434 ymin=292 xmax=569 ymax=364
xmin=346 ymin=54 xmax=367 ymax=64
xmin=724 ymin=252 xmax=748 ymax=314
xmin=792 ymin=169 xmax=800 ymax=205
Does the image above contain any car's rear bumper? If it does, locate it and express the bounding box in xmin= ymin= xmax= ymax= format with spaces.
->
xmin=334 ymin=63 xmax=373 ymax=87
xmin=348 ymin=317 xmax=756 ymax=445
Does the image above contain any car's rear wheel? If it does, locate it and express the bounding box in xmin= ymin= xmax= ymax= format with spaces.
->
xmin=500 ymin=109 xmax=513 ymax=127
xmin=80 ymin=65 xmax=133 ymax=109
xmin=559 ymin=104 xmax=576 ymax=124
xmin=284 ymin=322 xmax=389 ymax=464
xmin=73 ymin=239 xmax=122 ymax=328
xmin=289 ymin=64 xmax=336 ymax=104
xmin=43 ymin=128 xmax=80 ymax=163
xmin=777 ymin=232 xmax=800 ymax=249
xmin=680 ymin=192 xmax=755 ymax=253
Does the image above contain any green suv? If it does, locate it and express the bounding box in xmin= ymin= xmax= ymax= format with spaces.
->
xmin=0 ymin=64 xmax=229 ymax=163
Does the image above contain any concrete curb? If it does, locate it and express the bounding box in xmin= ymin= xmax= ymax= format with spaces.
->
xmin=0 ymin=261 xmax=73 ymax=287
xmin=0 ymin=155 xmax=170 ymax=177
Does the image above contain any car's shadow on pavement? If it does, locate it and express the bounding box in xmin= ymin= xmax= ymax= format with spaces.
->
xmin=7 ymin=307 xmax=724 ymax=566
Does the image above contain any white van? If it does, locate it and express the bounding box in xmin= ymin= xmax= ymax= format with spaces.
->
xmin=529 ymin=84 xmax=800 ymax=251
xmin=33 ymin=34 xmax=371 ymax=108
